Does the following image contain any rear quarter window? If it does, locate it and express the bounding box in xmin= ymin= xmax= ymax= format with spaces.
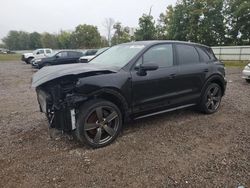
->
xmin=196 ymin=47 xmax=210 ymax=62
xmin=176 ymin=44 xmax=199 ymax=65
xmin=205 ymin=48 xmax=217 ymax=60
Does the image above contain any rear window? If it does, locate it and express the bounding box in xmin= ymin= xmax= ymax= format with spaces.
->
xmin=176 ymin=44 xmax=199 ymax=65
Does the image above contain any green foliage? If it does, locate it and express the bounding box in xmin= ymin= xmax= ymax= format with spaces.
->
xmin=3 ymin=31 xmax=30 ymax=50
xmin=2 ymin=2 xmax=250 ymax=50
xmin=135 ymin=14 xmax=157 ymax=41
xmin=225 ymin=0 xmax=250 ymax=45
xmin=41 ymin=32 xmax=59 ymax=49
xmin=111 ymin=22 xmax=132 ymax=45
xmin=159 ymin=0 xmax=226 ymax=46
xmin=2 ymin=25 xmax=103 ymax=50
xmin=29 ymin=32 xmax=42 ymax=49
xmin=0 ymin=43 xmax=5 ymax=48
xmin=57 ymin=31 xmax=72 ymax=49
xmin=72 ymin=24 xmax=102 ymax=48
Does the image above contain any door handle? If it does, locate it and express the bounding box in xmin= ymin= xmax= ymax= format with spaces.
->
xmin=169 ymin=73 xmax=176 ymax=79
xmin=204 ymin=69 xmax=209 ymax=72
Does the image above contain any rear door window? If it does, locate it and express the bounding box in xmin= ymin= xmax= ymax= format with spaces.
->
xmin=68 ymin=51 xmax=78 ymax=57
xmin=176 ymin=44 xmax=199 ymax=65
xmin=46 ymin=49 xmax=51 ymax=54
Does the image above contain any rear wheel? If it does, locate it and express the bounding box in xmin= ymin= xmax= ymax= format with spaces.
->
xmin=246 ymin=79 xmax=250 ymax=83
xmin=199 ymin=83 xmax=222 ymax=114
xmin=75 ymin=99 xmax=122 ymax=148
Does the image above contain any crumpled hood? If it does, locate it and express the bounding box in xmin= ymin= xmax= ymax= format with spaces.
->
xmin=32 ymin=63 xmax=117 ymax=88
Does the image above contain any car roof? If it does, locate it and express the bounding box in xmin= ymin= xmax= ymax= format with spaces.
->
xmin=120 ymin=40 xmax=210 ymax=49
xmin=57 ymin=50 xmax=83 ymax=53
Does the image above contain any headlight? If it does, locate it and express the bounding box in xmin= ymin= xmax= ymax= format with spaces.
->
xmin=244 ymin=65 xmax=250 ymax=70
xmin=35 ymin=59 xmax=42 ymax=62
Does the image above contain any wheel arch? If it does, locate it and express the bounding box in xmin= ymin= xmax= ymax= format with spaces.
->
xmin=88 ymin=88 xmax=131 ymax=122
xmin=202 ymin=74 xmax=226 ymax=96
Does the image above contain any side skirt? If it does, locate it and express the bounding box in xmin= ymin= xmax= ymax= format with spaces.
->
xmin=134 ymin=103 xmax=196 ymax=120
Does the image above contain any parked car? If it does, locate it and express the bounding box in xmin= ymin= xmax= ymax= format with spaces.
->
xmin=79 ymin=47 xmax=109 ymax=63
xmin=32 ymin=50 xmax=85 ymax=69
xmin=32 ymin=41 xmax=227 ymax=148
xmin=0 ymin=48 xmax=15 ymax=54
xmin=21 ymin=48 xmax=53 ymax=64
xmin=242 ymin=62 xmax=250 ymax=83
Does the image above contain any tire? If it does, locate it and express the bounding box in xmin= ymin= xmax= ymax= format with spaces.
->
xmin=246 ymin=79 xmax=250 ymax=83
xmin=199 ymin=83 xmax=222 ymax=114
xmin=27 ymin=57 xmax=33 ymax=64
xmin=75 ymin=99 xmax=123 ymax=148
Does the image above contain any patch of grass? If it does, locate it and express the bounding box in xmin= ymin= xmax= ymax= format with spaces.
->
xmin=0 ymin=54 xmax=21 ymax=61
xmin=223 ymin=60 xmax=249 ymax=68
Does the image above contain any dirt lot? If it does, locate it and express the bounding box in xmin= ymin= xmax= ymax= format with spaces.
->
xmin=0 ymin=61 xmax=249 ymax=188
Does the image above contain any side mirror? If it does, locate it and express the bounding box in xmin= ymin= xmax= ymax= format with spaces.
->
xmin=36 ymin=52 xmax=40 ymax=55
xmin=55 ymin=55 xmax=60 ymax=58
xmin=136 ymin=63 xmax=158 ymax=76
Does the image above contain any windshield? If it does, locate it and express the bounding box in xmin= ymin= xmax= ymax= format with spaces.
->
xmin=32 ymin=50 xmax=38 ymax=54
xmin=96 ymin=47 xmax=109 ymax=55
xmin=90 ymin=44 xmax=145 ymax=68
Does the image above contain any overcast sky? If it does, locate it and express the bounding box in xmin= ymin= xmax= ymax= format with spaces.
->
xmin=0 ymin=0 xmax=176 ymax=40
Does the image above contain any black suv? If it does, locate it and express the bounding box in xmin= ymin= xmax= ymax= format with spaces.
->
xmin=32 ymin=41 xmax=227 ymax=148
xmin=33 ymin=50 xmax=85 ymax=69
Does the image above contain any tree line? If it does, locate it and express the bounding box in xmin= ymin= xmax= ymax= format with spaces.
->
xmin=2 ymin=24 xmax=108 ymax=50
xmin=2 ymin=0 xmax=250 ymax=50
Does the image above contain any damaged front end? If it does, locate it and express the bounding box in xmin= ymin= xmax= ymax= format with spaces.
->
xmin=36 ymin=77 xmax=87 ymax=132
xmin=32 ymin=63 xmax=118 ymax=132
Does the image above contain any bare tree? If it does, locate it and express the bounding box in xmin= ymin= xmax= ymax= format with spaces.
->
xmin=103 ymin=18 xmax=115 ymax=46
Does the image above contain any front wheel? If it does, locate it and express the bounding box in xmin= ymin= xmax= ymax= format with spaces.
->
xmin=75 ymin=99 xmax=123 ymax=148
xmin=26 ymin=57 xmax=33 ymax=64
xmin=246 ymin=79 xmax=250 ymax=83
xmin=199 ymin=83 xmax=222 ymax=114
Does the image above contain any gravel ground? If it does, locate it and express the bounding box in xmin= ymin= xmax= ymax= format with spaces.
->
xmin=0 ymin=61 xmax=249 ymax=188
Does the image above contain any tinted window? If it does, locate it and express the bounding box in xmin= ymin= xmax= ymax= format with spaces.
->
xmin=143 ymin=44 xmax=173 ymax=67
xmin=206 ymin=48 xmax=217 ymax=60
xmin=176 ymin=44 xmax=199 ymax=65
xmin=46 ymin=50 xmax=51 ymax=54
xmin=38 ymin=50 xmax=44 ymax=54
xmin=68 ymin=51 xmax=80 ymax=57
xmin=57 ymin=52 xmax=67 ymax=58
xmin=196 ymin=47 xmax=210 ymax=62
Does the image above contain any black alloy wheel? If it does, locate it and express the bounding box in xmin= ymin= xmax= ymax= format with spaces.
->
xmin=76 ymin=99 xmax=122 ymax=148
xmin=200 ymin=83 xmax=222 ymax=114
